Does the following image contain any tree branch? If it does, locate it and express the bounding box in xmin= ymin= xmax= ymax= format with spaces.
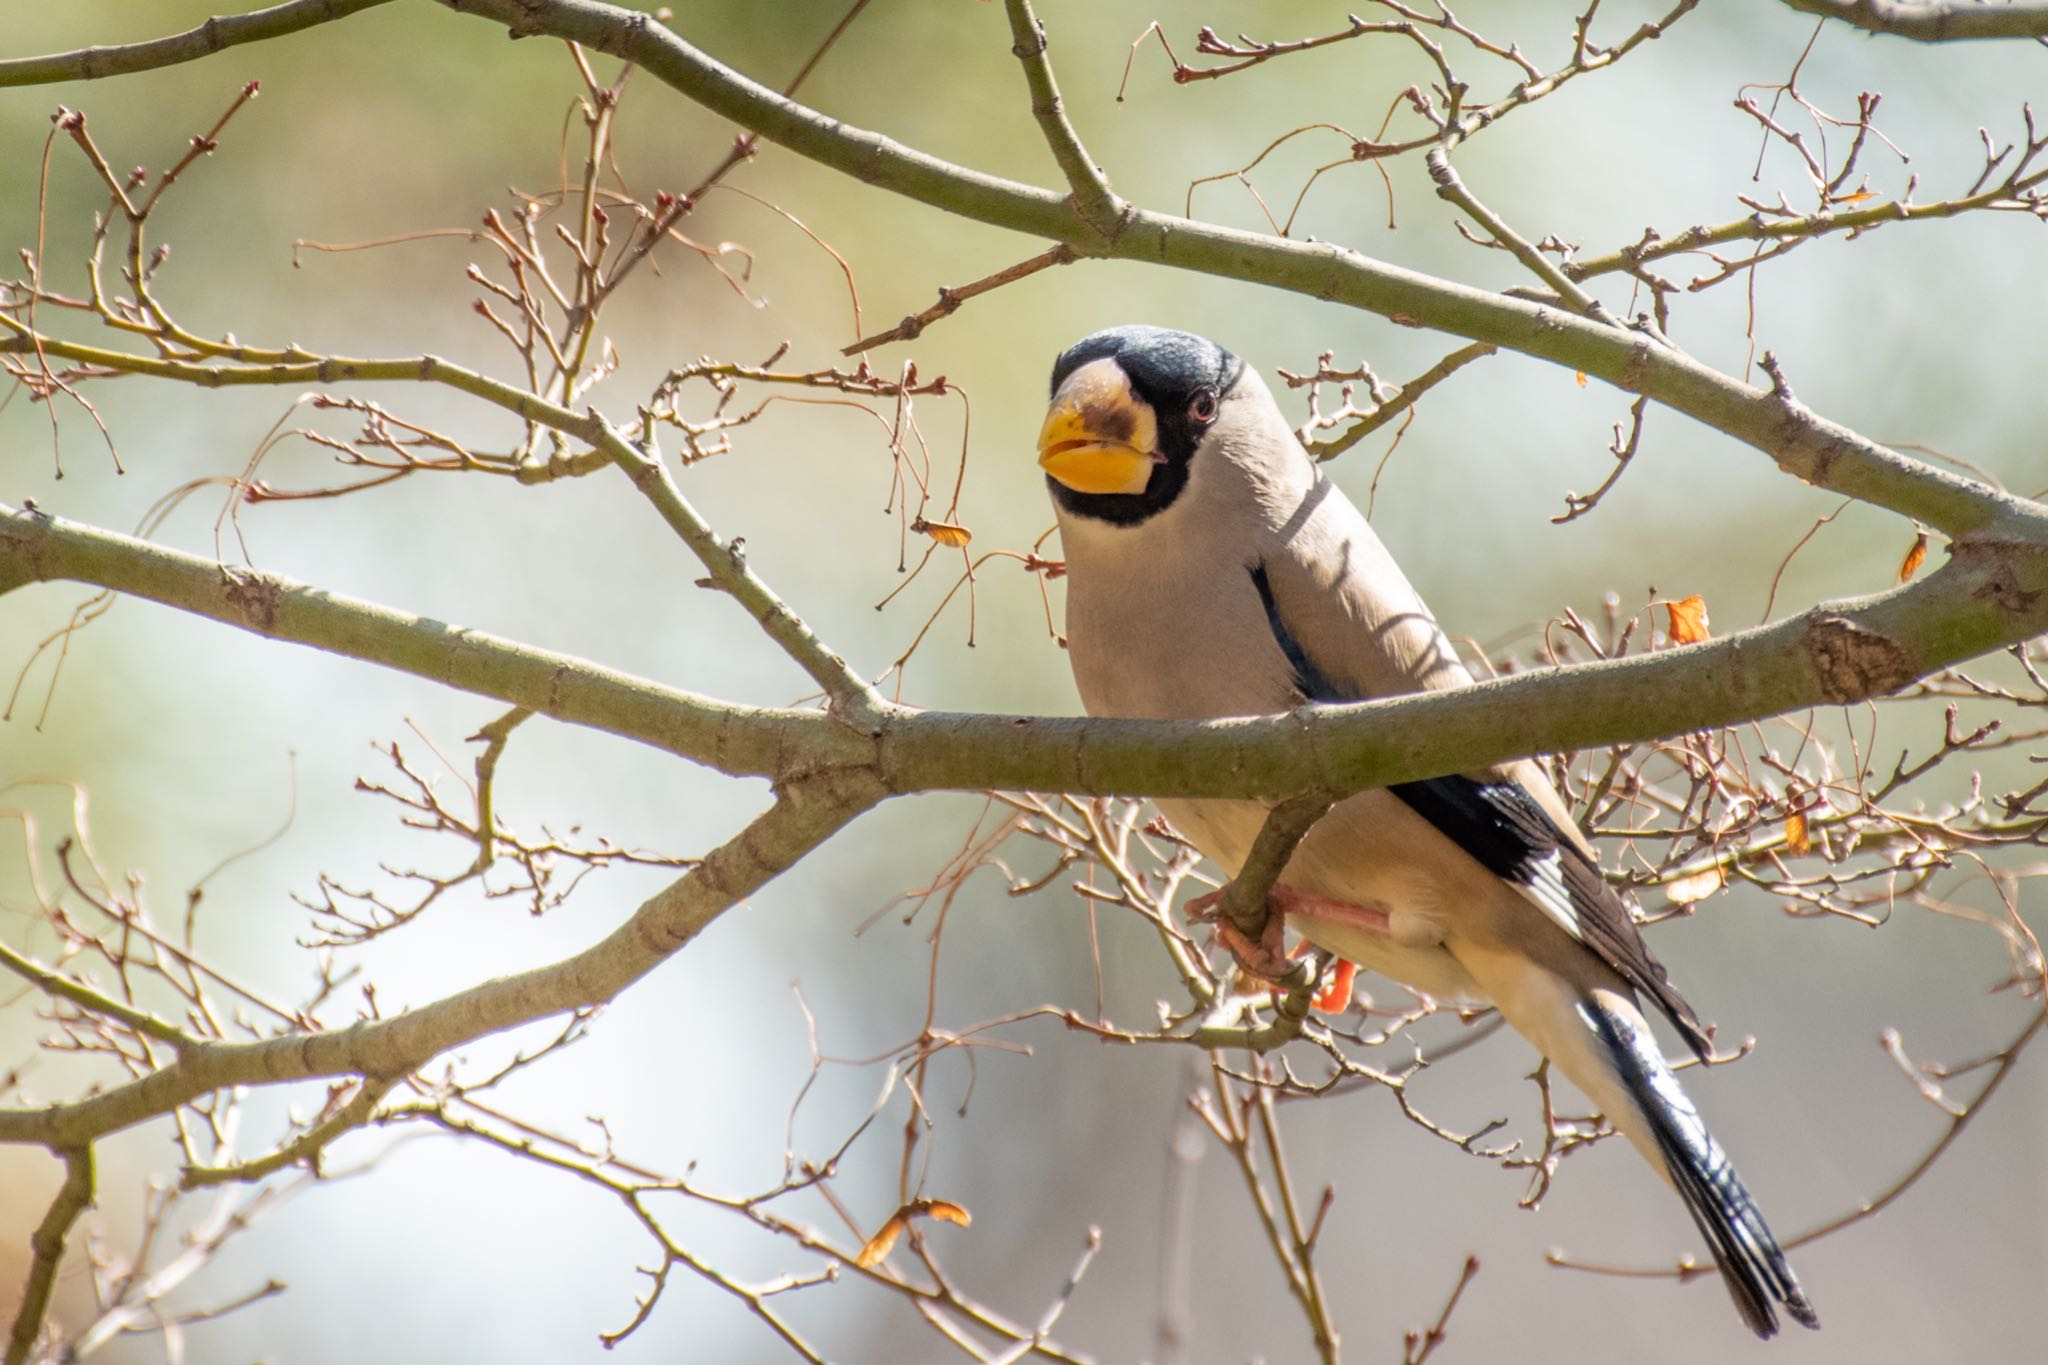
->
xmin=0 ymin=769 xmax=880 ymax=1148
xmin=432 ymin=0 xmax=2038 ymax=541
xmin=1563 ymin=172 xmax=2048 ymax=282
xmin=1426 ymin=147 xmax=1623 ymax=328
xmin=6 ymin=1146 xmax=94 ymax=1365
xmin=0 ymin=324 xmax=884 ymax=717
xmin=1002 ymin=0 xmax=1126 ymax=238
xmin=1181 ymin=795 xmax=1338 ymax=1054
xmin=180 ymin=1077 xmax=397 ymax=1187
xmin=12 ymin=498 xmax=2048 ymax=804
xmin=1779 ymin=0 xmax=2048 ymax=40
xmin=0 ymin=499 xmax=857 ymax=784
xmin=1213 ymin=794 xmax=1338 ymax=942
xmin=1302 ymin=341 xmax=1497 ymax=462
xmin=598 ymin=417 xmax=887 ymax=723
xmin=0 ymin=938 xmax=201 ymax=1052
xmin=6 ymin=6 xmax=2045 ymax=1355
xmin=0 ymin=0 xmax=396 ymax=87
xmin=843 ymin=243 xmax=1076 ymax=354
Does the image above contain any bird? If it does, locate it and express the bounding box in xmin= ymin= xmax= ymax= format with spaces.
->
xmin=1035 ymin=324 xmax=1818 ymax=1338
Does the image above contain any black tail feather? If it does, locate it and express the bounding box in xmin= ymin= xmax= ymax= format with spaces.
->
xmin=1584 ymin=999 xmax=1819 ymax=1338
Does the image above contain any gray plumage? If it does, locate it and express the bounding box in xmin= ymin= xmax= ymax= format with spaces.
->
xmin=1040 ymin=325 xmax=1816 ymax=1338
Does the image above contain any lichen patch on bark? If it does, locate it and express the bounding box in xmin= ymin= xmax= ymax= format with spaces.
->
xmin=1803 ymin=613 xmax=1915 ymax=704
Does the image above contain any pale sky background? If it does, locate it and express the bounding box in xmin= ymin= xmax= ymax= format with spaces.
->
xmin=2 ymin=2 xmax=2045 ymax=1362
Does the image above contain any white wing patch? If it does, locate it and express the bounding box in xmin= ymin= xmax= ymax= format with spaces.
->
xmin=1509 ymin=847 xmax=1585 ymax=945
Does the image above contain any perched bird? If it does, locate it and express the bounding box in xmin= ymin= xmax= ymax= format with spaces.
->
xmin=1037 ymin=325 xmax=1818 ymax=1338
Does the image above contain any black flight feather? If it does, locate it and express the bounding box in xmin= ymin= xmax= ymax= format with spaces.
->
xmin=1584 ymin=999 xmax=1819 ymax=1338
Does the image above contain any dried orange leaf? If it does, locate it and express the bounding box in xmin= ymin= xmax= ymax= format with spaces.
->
xmin=922 ymin=1199 xmax=971 ymax=1228
xmin=1574 ymin=370 xmax=1588 ymax=388
xmin=1838 ymin=190 xmax=1876 ymax=204
xmin=854 ymin=1199 xmax=972 ymax=1269
xmin=1663 ymin=863 xmax=1724 ymax=905
xmin=855 ymin=1217 xmax=904 ymax=1269
xmin=1899 ymin=529 xmax=1928 ymax=582
xmin=1784 ymin=809 xmax=1811 ymax=857
xmin=1663 ymin=594 xmax=1710 ymax=645
xmin=911 ymin=517 xmax=972 ymax=548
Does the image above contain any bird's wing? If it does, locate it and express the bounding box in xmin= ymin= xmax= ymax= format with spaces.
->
xmin=1252 ymin=492 xmax=1711 ymax=1058
xmin=1386 ymin=769 xmax=1710 ymax=1057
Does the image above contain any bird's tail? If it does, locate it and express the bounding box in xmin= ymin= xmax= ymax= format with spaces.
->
xmin=1578 ymin=992 xmax=1820 ymax=1339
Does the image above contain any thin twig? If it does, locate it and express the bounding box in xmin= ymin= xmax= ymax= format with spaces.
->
xmin=844 ymin=244 xmax=1075 ymax=354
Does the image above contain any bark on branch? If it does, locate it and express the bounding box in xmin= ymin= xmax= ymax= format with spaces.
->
xmin=0 ymin=0 xmax=397 ymax=87
xmin=1779 ymin=0 xmax=2048 ymax=41
xmin=11 ymin=499 xmax=2048 ymax=807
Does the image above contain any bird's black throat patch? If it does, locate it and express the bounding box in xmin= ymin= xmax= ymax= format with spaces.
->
xmin=1046 ymin=325 xmax=1244 ymax=527
xmin=1047 ymin=460 xmax=1192 ymax=526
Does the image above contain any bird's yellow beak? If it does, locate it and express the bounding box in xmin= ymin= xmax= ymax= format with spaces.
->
xmin=1037 ymin=359 xmax=1161 ymax=496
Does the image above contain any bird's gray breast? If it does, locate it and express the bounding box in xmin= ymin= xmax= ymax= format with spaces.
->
xmin=1059 ymin=510 xmax=1301 ymax=723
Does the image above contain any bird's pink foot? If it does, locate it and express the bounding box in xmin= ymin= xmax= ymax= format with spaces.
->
xmin=1185 ymin=885 xmax=1388 ymax=990
xmin=1268 ymin=886 xmax=1392 ymax=937
xmin=1185 ymin=885 xmax=1293 ymax=982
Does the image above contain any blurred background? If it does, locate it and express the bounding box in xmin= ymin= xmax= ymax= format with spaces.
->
xmin=2 ymin=1 xmax=2044 ymax=1360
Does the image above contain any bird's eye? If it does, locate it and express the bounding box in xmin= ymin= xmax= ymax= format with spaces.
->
xmin=1188 ymin=388 xmax=1219 ymax=424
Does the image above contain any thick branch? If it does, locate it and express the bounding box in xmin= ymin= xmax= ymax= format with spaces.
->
xmin=0 ymin=0 xmax=396 ymax=87
xmin=433 ymin=0 xmax=2037 ymax=541
xmin=875 ymin=544 xmax=2048 ymax=798
xmin=1779 ymin=0 xmax=2048 ymax=40
xmin=6 ymin=1147 xmax=94 ymax=1365
xmin=0 ymin=499 xmax=862 ymax=783
xmin=12 ymin=500 xmax=2048 ymax=803
xmin=0 ymin=770 xmax=879 ymax=1148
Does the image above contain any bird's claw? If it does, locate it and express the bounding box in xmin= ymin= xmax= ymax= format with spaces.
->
xmin=1185 ymin=885 xmax=1295 ymax=984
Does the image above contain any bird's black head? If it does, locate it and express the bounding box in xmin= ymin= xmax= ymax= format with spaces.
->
xmin=1039 ymin=326 xmax=1245 ymax=525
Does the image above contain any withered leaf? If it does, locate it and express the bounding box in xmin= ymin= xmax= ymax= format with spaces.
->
xmin=1784 ymin=808 xmax=1811 ymax=857
xmin=1574 ymin=371 xmax=1588 ymax=388
xmin=1899 ymin=529 xmax=1928 ymax=583
xmin=854 ymin=1199 xmax=972 ymax=1269
xmin=911 ymin=517 xmax=972 ymax=549
xmin=1663 ymin=863 xmax=1724 ymax=905
xmin=1663 ymin=594 xmax=1710 ymax=645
